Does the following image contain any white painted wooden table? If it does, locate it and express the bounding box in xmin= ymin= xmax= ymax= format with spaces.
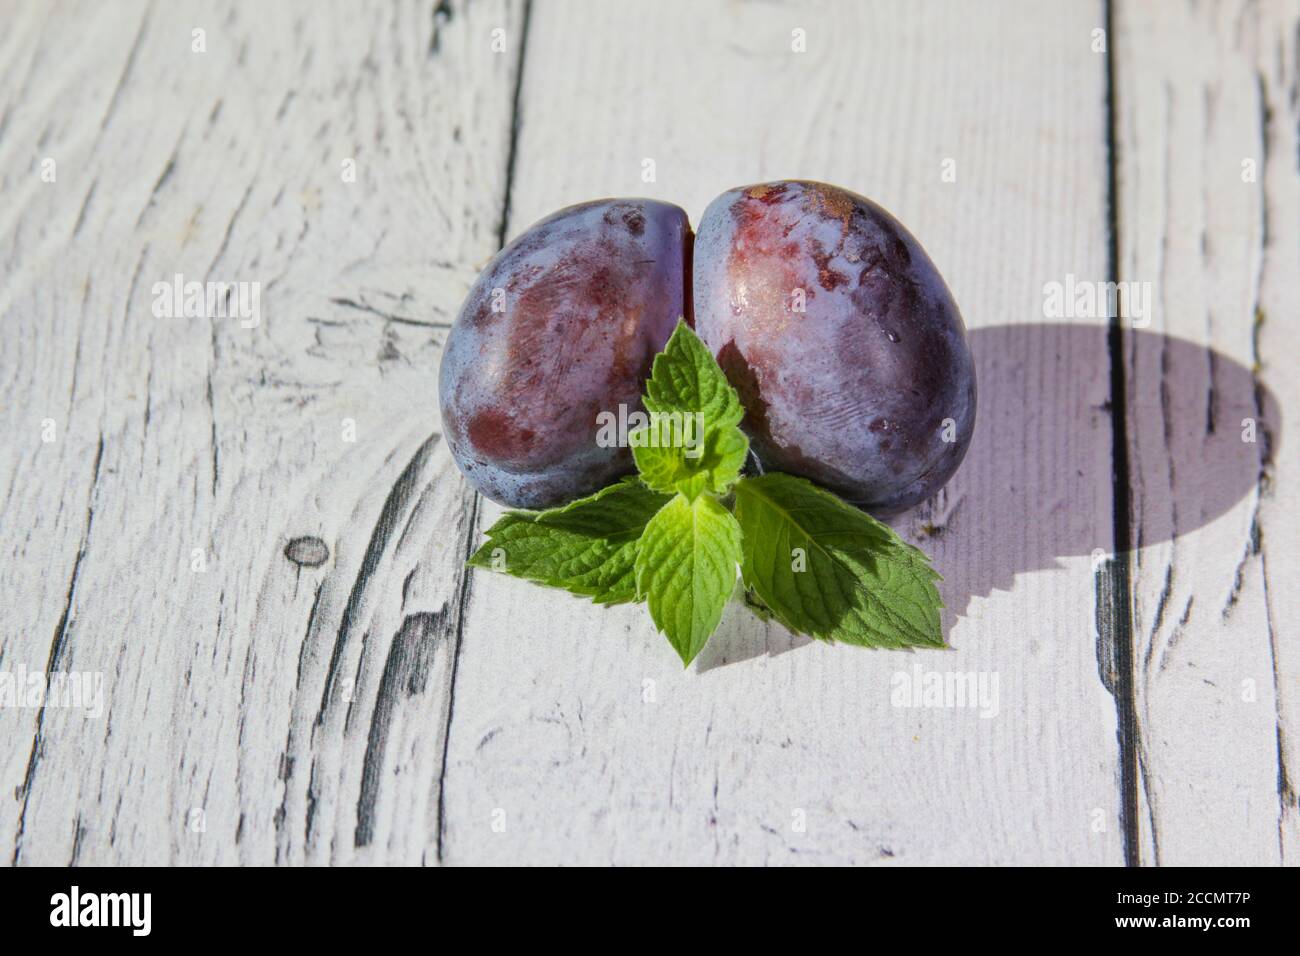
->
xmin=1 ymin=0 xmax=1296 ymax=866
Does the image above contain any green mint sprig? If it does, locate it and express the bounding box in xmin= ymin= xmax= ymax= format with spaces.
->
xmin=467 ymin=320 xmax=945 ymax=666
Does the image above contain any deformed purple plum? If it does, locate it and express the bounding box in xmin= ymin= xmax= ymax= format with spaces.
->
xmin=692 ymin=180 xmax=976 ymax=515
xmin=439 ymin=199 xmax=691 ymax=508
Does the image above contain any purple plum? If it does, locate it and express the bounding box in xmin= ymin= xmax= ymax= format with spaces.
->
xmin=692 ymin=180 xmax=976 ymax=515
xmin=439 ymin=199 xmax=691 ymax=508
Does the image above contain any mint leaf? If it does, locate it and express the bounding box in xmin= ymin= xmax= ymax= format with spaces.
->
xmin=733 ymin=473 xmax=944 ymax=649
xmin=634 ymin=493 xmax=742 ymax=665
xmin=700 ymin=425 xmax=748 ymax=490
xmin=631 ymin=418 xmax=748 ymax=499
xmin=643 ymin=320 xmax=744 ymax=429
xmin=633 ymin=322 xmax=748 ymax=497
xmin=469 ymin=479 xmax=671 ymax=605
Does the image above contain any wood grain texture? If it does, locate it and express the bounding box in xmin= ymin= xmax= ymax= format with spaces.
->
xmin=0 ymin=0 xmax=524 ymax=864
xmin=1 ymin=0 xmax=1293 ymax=868
xmin=1113 ymin=0 xmax=1300 ymax=865
xmin=439 ymin=0 xmax=1126 ymax=865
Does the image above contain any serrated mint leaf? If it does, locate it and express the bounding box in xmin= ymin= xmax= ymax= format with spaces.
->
xmin=695 ymin=424 xmax=749 ymax=494
xmin=643 ymin=320 xmax=744 ymax=430
xmin=634 ymin=493 xmax=742 ymax=665
xmin=733 ymin=473 xmax=945 ymax=649
xmin=469 ymin=479 xmax=671 ymax=605
xmin=630 ymin=417 xmax=748 ymax=498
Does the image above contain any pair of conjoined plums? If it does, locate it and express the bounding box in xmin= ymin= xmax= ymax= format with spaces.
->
xmin=439 ymin=180 xmax=976 ymax=515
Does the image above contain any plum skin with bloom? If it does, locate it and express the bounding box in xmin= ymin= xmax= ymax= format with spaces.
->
xmin=692 ymin=180 xmax=976 ymax=515
xmin=438 ymin=199 xmax=691 ymax=509
xmin=440 ymin=182 xmax=975 ymax=516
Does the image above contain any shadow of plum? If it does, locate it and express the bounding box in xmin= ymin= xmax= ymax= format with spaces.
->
xmin=696 ymin=322 xmax=1278 ymax=671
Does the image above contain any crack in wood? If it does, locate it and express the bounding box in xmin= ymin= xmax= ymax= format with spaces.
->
xmin=135 ymin=133 xmax=182 ymax=229
xmin=96 ymin=2 xmax=150 ymax=135
xmin=354 ymin=608 xmax=449 ymax=847
xmin=328 ymin=296 xmax=451 ymax=329
xmin=428 ymin=0 xmax=454 ymax=57
xmin=431 ymin=0 xmax=531 ymax=864
xmin=71 ymin=179 xmax=97 ymax=238
xmin=11 ymin=432 xmax=104 ymax=865
xmin=316 ymin=434 xmax=441 ymax=726
xmin=1251 ymin=61 xmax=1295 ymax=863
xmin=1102 ymin=0 xmax=1141 ymax=868
xmin=495 ymin=0 xmax=533 ymax=253
xmin=434 ymin=492 xmax=480 ymax=863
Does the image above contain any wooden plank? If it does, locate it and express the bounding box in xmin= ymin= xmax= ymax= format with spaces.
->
xmin=0 ymin=0 xmax=524 ymax=865
xmin=1113 ymin=0 xmax=1300 ymax=865
xmin=441 ymin=0 xmax=1126 ymax=864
